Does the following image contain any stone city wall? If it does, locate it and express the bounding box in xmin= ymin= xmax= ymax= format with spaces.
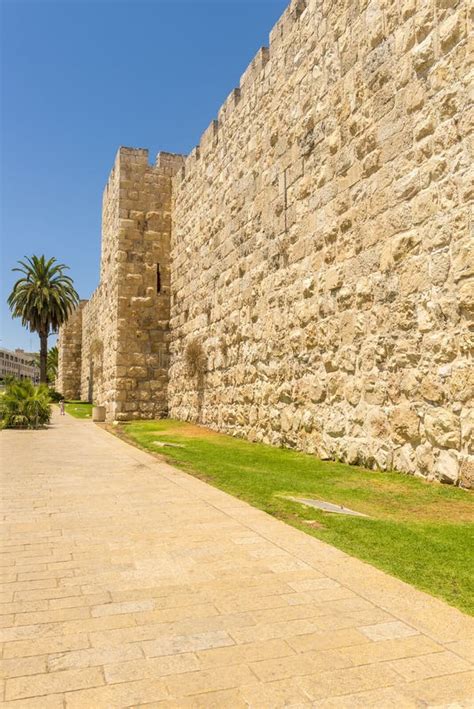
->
xmin=168 ymin=0 xmax=473 ymax=485
xmin=58 ymin=0 xmax=473 ymax=484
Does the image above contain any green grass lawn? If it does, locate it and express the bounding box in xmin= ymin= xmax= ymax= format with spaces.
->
xmin=119 ymin=419 xmax=474 ymax=615
xmin=64 ymin=401 xmax=92 ymax=419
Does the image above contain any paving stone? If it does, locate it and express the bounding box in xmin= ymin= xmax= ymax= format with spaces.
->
xmin=388 ymin=649 xmax=472 ymax=681
xmin=359 ymin=620 xmax=419 ymax=642
xmin=298 ymin=664 xmax=401 ymax=701
xmin=142 ymin=630 xmax=234 ymax=658
xmin=3 ymin=633 xmax=90 ymax=659
xmin=0 ymin=655 xmax=47 ymax=680
xmin=5 ymin=667 xmax=104 ymax=701
xmin=400 ymin=669 xmax=474 ymax=705
xmin=163 ymin=665 xmax=256 ymax=697
xmin=64 ymin=678 xmax=169 ymax=708
xmin=48 ymin=643 xmax=144 ymax=671
xmin=0 ymin=696 xmax=65 ymax=709
xmin=197 ymin=638 xmax=294 ymax=669
xmin=104 ymin=653 xmax=200 ymax=683
xmin=286 ymin=627 xmax=371 ymax=653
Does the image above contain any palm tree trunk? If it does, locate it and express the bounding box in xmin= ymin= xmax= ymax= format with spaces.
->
xmin=39 ymin=331 xmax=48 ymax=384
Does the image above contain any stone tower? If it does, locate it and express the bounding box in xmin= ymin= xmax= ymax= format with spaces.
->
xmin=57 ymin=147 xmax=185 ymax=420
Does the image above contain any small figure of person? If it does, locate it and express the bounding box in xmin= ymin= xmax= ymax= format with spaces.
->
xmin=59 ymin=399 xmax=65 ymax=416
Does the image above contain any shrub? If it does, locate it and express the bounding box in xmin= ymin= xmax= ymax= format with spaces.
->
xmin=0 ymin=379 xmax=51 ymax=429
xmin=48 ymin=389 xmax=63 ymax=403
xmin=184 ymin=338 xmax=206 ymax=378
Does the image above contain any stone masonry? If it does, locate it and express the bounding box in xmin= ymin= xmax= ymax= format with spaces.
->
xmin=58 ymin=148 xmax=184 ymax=420
xmin=57 ymin=0 xmax=473 ymax=485
xmin=56 ymin=300 xmax=86 ymax=400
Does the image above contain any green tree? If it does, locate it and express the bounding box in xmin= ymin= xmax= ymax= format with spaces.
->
xmin=47 ymin=345 xmax=59 ymax=385
xmin=7 ymin=256 xmax=79 ymax=384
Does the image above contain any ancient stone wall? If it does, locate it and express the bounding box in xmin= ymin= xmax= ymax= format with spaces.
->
xmin=56 ymin=300 xmax=87 ymax=399
xmin=57 ymin=0 xmax=472 ymax=484
xmin=168 ymin=0 xmax=473 ymax=485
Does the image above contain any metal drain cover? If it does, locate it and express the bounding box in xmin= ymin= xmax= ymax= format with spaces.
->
xmin=286 ymin=497 xmax=369 ymax=517
xmin=152 ymin=441 xmax=185 ymax=449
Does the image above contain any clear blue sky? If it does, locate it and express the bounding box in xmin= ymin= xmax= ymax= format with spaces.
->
xmin=0 ymin=0 xmax=288 ymax=352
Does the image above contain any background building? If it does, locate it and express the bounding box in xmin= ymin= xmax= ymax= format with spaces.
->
xmin=0 ymin=348 xmax=40 ymax=383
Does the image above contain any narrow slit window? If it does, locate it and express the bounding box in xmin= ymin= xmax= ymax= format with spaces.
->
xmin=156 ymin=264 xmax=161 ymax=293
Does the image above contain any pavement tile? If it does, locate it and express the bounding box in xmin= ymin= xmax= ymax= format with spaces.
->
xmin=48 ymin=643 xmax=144 ymax=671
xmin=312 ymin=686 xmax=419 ymax=707
xmin=64 ymin=678 xmax=169 ymax=708
xmin=13 ymin=606 xmax=91 ymax=626
xmin=400 ymin=669 xmax=474 ymax=704
xmin=197 ymin=638 xmax=294 ymax=668
xmin=163 ymin=665 xmax=256 ymax=697
xmin=229 ymin=618 xmax=322 ymax=644
xmin=388 ymin=649 xmax=472 ymax=681
xmin=5 ymin=667 xmax=104 ymax=701
xmin=91 ymin=599 xmax=155 ymax=616
xmin=0 ymin=600 xmax=49 ymax=615
xmin=3 ymin=633 xmax=90 ymax=659
xmin=0 ymin=655 xmax=47 ymax=680
xmin=142 ymin=630 xmax=235 ymax=658
xmin=445 ymin=638 xmax=474 ymax=663
xmin=250 ymin=648 xmax=350 ymax=682
xmin=359 ymin=620 xmax=419 ymax=642
xmin=336 ymin=634 xmax=444 ymax=666
xmin=149 ymin=687 xmax=247 ymax=708
xmin=238 ymin=677 xmax=312 ymax=707
xmin=0 ymin=695 xmax=64 ymax=709
xmin=286 ymin=627 xmax=370 ymax=653
xmin=104 ymin=653 xmax=200 ymax=683
xmin=297 ymin=663 xmax=400 ymax=700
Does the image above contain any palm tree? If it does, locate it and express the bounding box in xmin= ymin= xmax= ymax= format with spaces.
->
xmin=7 ymin=256 xmax=79 ymax=384
xmin=47 ymin=346 xmax=59 ymax=385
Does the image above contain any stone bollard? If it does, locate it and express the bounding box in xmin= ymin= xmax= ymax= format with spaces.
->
xmin=92 ymin=405 xmax=106 ymax=422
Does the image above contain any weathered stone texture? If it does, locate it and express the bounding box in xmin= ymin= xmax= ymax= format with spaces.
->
xmin=167 ymin=0 xmax=473 ymax=484
xmin=59 ymin=0 xmax=472 ymax=484
xmin=56 ymin=301 xmax=87 ymax=399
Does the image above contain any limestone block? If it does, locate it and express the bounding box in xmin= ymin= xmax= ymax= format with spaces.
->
xmin=452 ymin=240 xmax=474 ymax=281
xmin=439 ymin=12 xmax=462 ymax=52
xmin=420 ymin=375 xmax=444 ymax=404
xmin=424 ymin=408 xmax=460 ymax=448
xmin=459 ymin=456 xmax=474 ymax=489
xmin=460 ymin=408 xmax=474 ymax=451
xmin=391 ymin=404 xmax=420 ymax=444
xmin=429 ymin=250 xmax=450 ymax=285
xmin=366 ymin=408 xmax=390 ymax=438
xmin=393 ymin=443 xmax=417 ymax=475
xmin=457 ymin=280 xmax=474 ymax=314
xmin=325 ymin=410 xmax=346 ymax=437
xmin=415 ymin=442 xmax=435 ymax=474
xmin=412 ymin=36 xmax=435 ymax=74
xmin=449 ymin=365 xmax=474 ymax=403
xmin=436 ymin=449 xmax=459 ymax=484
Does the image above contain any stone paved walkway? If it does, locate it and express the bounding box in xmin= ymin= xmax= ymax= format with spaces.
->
xmin=0 ymin=412 xmax=473 ymax=708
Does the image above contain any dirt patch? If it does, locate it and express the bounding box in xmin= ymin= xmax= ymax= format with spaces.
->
xmin=153 ymin=422 xmax=220 ymax=440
